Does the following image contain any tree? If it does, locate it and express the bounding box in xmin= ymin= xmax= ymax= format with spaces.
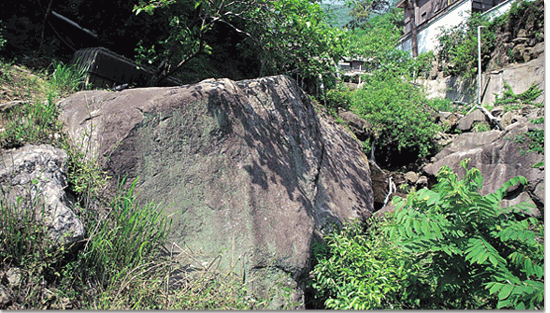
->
xmin=134 ymin=0 xmax=345 ymax=86
xmin=406 ymin=0 xmax=418 ymax=57
xmin=345 ymin=0 xmax=392 ymax=28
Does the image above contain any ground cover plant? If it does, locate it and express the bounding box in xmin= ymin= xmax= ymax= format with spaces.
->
xmin=310 ymin=160 xmax=544 ymax=309
xmin=0 ymin=57 xmax=275 ymax=309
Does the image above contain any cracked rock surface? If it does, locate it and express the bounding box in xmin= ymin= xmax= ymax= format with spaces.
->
xmin=0 ymin=144 xmax=84 ymax=245
xmin=58 ymin=75 xmax=374 ymax=308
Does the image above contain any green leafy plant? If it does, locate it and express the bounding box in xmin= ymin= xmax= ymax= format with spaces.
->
xmin=49 ymin=61 xmax=87 ymax=95
xmin=0 ymin=20 xmax=6 ymax=51
xmin=350 ymin=71 xmax=441 ymax=158
xmin=311 ymin=160 xmax=544 ymax=309
xmin=494 ymin=82 xmax=543 ymax=111
xmin=435 ymin=12 xmax=494 ymax=84
xmin=390 ymin=160 xmax=543 ymax=309
xmin=0 ymin=95 xmax=62 ymax=149
xmin=325 ymin=83 xmax=352 ymax=113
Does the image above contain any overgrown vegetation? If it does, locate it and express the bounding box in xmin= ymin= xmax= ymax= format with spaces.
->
xmin=0 ymin=0 xmax=544 ymax=309
xmin=310 ymin=160 xmax=544 ymax=309
xmin=0 ymin=58 xmax=273 ymax=309
xmin=495 ymin=82 xmax=544 ymax=155
xmin=435 ymin=0 xmax=544 ymax=83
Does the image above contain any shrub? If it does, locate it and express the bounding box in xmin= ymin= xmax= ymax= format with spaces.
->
xmin=311 ymin=160 xmax=544 ymax=309
xmin=324 ymin=83 xmax=352 ymax=112
xmin=435 ymin=12 xmax=494 ymax=83
xmin=350 ymin=71 xmax=440 ymax=158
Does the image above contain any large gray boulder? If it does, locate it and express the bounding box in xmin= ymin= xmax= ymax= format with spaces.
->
xmin=58 ymin=75 xmax=374 ymax=307
xmin=0 ymin=144 xmax=84 ymax=245
xmin=424 ymin=120 xmax=544 ymax=216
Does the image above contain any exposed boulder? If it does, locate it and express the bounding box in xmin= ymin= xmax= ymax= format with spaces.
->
xmin=424 ymin=120 xmax=544 ymax=216
xmin=438 ymin=111 xmax=462 ymax=132
xmin=58 ymin=75 xmax=374 ymax=308
xmin=337 ymin=110 xmax=372 ymax=141
xmin=0 ymin=145 xmax=84 ymax=245
xmin=457 ymin=109 xmax=488 ymax=132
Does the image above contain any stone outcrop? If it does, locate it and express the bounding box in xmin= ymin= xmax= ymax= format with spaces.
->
xmin=422 ymin=55 xmax=544 ymax=107
xmin=0 ymin=144 xmax=84 ymax=245
xmin=58 ymin=75 xmax=374 ymax=308
xmin=423 ymin=120 xmax=544 ymax=216
xmin=337 ymin=110 xmax=372 ymax=141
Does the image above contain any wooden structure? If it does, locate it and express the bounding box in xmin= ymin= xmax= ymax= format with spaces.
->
xmin=72 ymin=47 xmax=183 ymax=88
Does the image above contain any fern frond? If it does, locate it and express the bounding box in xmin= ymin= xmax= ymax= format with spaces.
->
xmin=465 ymin=237 xmax=506 ymax=267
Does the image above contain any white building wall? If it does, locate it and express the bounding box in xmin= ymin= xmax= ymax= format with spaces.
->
xmin=483 ymin=0 xmax=514 ymax=20
xmin=417 ymin=0 xmax=472 ymax=54
xmin=398 ymin=0 xmax=516 ymax=55
xmin=397 ymin=0 xmax=472 ymax=54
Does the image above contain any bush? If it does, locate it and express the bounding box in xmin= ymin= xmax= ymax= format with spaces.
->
xmin=310 ymin=160 xmax=544 ymax=309
xmin=350 ymin=71 xmax=440 ymax=158
xmin=436 ymin=12 xmax=494 ymax=82
xmin=324 ymin=83 xmax=352 ymax=112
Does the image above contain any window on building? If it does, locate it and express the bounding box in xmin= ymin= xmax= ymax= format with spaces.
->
xmin=421 ymin=12 xmax=427 ymax=21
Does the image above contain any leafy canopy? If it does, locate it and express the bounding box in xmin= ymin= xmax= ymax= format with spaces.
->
xmin=134 ymin=0 xmax=346 ymax=84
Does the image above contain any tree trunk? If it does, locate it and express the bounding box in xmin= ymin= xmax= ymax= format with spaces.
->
xmin=408 ymin=0 xmax=418 ymax=57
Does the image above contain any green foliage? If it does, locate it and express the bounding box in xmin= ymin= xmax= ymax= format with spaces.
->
xmin=408 ymin=51 xmax=434 ymax=79
xmin=0 ymin=189 xmax=75 ymax=309
xmin=73 ymin=178 xmax=171 ymax=295
xmin=311 ymin=161 xmax=544 ymax=309
xmin=343 ymin=9 xmax=406 ymax=74
xmin=48 ymin=61 xmax=87 ymax=95
xmin=436 ymin=12 xmax=494 ymax=83
xmin=0 ymin=95 xmax=62 ymax=149
xmin=134 ymin=0 xmax=345 ymax=84
xmin=309 ymin=220 xmax=422 ymax=309
xmin=345 ymin=0 xmax=394 ymax=28
xmin=350 ymin=71 xmax=440 ymax=157
xmin=321 ymin=2 xmax=352 ymax=28
xmin=495 ymin=82 xmax=544 ymax=155
xmin=390 ymin=161 xmax=543 ymax=309
xmin=427 ymin=97 xmax=455 ymax=112
xmin=494 ymin=82 xmax=543 ymax=111
xmin=325 ymin=82 xmax=352 ymax=112
xmin=0 ymin=21 xmax=6 ymax=51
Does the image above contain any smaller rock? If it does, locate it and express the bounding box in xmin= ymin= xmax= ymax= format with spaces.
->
xmin=6 ymin=268 xmax=22 ymax=288
xmin=531 ymin=42 xmax=544 ymax=58
xmin=500 ymin=111 xmax=526 ymax=128
xmin=404 ymin=171 xmax=419 ymax=184
xmin=457 ymin=109 xmax=487 ymax=132
xmin=512 ymin=44 xmax=527 ymax=62
xmin=0 ymin=285 xmax=11 ymax=306
xmin=512 ymin=37 xmax=528 ymax=44
xmin=338 ymin=110 xmax=372 ymax=141
xmin=416 ymin=176 xmax=428 ymax=189
xmin=0 ymin=145 xmax=84 ymax=245
xmin=491 ymin=106 xmax=504 ymax=118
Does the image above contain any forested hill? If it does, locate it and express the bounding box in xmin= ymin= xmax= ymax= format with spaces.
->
xmin=321 ymin=1 xmax=352 ymax=28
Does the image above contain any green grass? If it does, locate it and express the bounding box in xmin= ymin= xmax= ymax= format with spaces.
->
xmin=0 ymin=58 xmax=275 ymax=310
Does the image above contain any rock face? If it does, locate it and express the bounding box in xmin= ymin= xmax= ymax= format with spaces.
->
xmin=0 ymin=144 xmax=84 ymax=244
xmin=422 ymin=54 xmax=545 ymax=106
xmin=58 ymin=75 xmax=374 ymax=307
xmin=424 ymin=120 xmax=544 ymax=216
